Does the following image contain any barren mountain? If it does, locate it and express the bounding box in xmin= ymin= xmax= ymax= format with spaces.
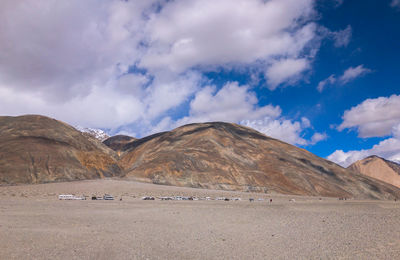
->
xmin=348 ymin=155 xmax=400 ymax=188
xmin=103 ymin=135 xmax=136 ymax=155
xmin=120 ymin=122 xmax=400 ymax=199
xmin=0 ymin=115 xmax=122 ymax=184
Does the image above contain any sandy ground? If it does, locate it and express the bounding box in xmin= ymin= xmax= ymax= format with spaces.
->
xmin=0 ymin=179 xmax=399 ymax=260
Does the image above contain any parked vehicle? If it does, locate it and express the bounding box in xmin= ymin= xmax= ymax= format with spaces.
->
xmin=103 ymin=194 xmax=114 ymax=200
xmin=58 ymin=194 xmax=85 ymax=200
xmin=142 ymin=196 xmax=155 ymax=200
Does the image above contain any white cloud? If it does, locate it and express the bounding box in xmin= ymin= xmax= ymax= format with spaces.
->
xmin=0 ymin=0 xmax=152 ymax=100
xmin=241 ymin=115 xmax=326 ymax=146
xmin=317 ymin=74 xmax=336 ymax=92
xmin=327 ymin=137 xmax=400 ymax=167
xmin=301 ymin=117 xmax=311 ymax=128
xmin=0 ymin=82 xmax=144 ymax=128
xmin=318 ymin=24 xmax=351 ymax=48
xmin=316 ymin=65 xmax=371 ymax=92
xmin=242 ymin=118 xmax=308 ymax=145
xmin=176 ymin=82 xmax=281 ymax=126
xmin=265 ymin=59 xmax=310 ymax=90
xmin=332 ymin=25 xmax=352 ymax=47
xmin=392 ymin=123 xmax=400 ymax=138
xmin=391 ymin=0 xmax=400 ymax=9
xmin=0 ymin=0 xmax=344 ymax=140
xmin=338 ymin=65 xmax=371 ymax=84
xmin=0 ymin=72 xmax=201 ymax=130
xmin=310 ymin=132 xmax=328 ymax=144
xmin=141 ymin=0 xmax=316 ymax=73
xmin=117 ymin=73 xmax=149 ymax=97
xmin=338 ymin=95 xmax=400 ymax=138
xmin=143 ymin=72 xmax=202 ymax=119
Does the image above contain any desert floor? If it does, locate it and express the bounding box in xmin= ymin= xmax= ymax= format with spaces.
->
xmin=0 ymin=179 xmax=399 ymax=260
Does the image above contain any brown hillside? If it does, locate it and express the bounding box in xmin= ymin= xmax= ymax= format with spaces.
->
xmin=348 ymin=155 xmax=400 ymax=188
xmin=0 ymin=115 xmax=122 ymax=184
xmin=103 ymin=135 xmax=136 ymax=154
xmin=120 ymin=122 xmax=400 ymax=199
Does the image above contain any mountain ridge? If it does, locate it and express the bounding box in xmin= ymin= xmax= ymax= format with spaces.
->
xmin=348 ymin=155 xmax=400 ymax=188
xmin=119 ymin=122 xmax=400 ymax=199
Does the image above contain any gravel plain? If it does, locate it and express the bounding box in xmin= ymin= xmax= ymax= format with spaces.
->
xmin=0 ymin=179 xmax=399 ymax=260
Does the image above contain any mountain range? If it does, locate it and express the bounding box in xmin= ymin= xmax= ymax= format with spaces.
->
xmin=1 ymin=115 xmax=399 ymax=200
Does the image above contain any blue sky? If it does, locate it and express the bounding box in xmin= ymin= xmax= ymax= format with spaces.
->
xmin=0 ymin=0 xmax=399 ymax=166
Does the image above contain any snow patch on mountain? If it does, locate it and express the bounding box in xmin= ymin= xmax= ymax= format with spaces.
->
xmin=76 ymin=126 xmax=110 ymax=141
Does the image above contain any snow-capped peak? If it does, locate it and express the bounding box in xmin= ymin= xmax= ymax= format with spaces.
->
xmin=75 ymin=126 xmax=110 ymax=141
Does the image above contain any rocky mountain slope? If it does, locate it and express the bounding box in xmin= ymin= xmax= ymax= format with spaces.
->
xmin=103 ymin=135 xmax=136 ymax=155
xmin=0 ymin=115 xmax=122 ymax=184
xmin=348 ymin=155 xmax=400 ymax=188
xmin=119 ymin=122 xmax=400 ymax=199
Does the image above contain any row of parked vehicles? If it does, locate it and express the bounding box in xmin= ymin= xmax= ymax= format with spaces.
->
xmin=58 ymin=194 xmax=114 ymax=200
xmin=92 ymin=194 xmax=114 ymax=200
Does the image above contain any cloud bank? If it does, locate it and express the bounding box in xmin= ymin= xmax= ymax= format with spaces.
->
xmin=0 ymin=0 xmax=344 ymax=144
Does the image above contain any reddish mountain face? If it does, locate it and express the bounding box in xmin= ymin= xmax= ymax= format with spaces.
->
xmin=348 ymin=155 xmax=400 ymax=188
xmin=0 ymin=115 xmax=122 ymax=184
xmin=119 ymin=122 xmax=400 ymax=200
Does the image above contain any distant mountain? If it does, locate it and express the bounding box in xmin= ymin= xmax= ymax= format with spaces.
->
xmin=103 ymin=135 xmax=136 ymax=154
xmin=75 ymin=126 xmax=110 ymax=141
xmin=348 ymin=155 xmax=400 ymax=188
xmin=0 ymin=115 xmax=122 ymax=184
xmin=119 ymin=122 xmax=400 ymax=200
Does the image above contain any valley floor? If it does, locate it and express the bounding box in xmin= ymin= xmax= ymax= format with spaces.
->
xmin=0 ymin=179 xmax=399 ymax=259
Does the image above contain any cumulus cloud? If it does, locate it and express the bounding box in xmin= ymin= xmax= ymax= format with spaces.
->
xmin=310 ymin=132 xmax=328 ymax=144
xmin=265 ymin=59 xmax=310 ymax=90
xmin=141 ymin=0 xmax=316 ymax=72
xmin=242 ymin=116 xmax=326 ymax=146
xmin=175 ymin=82 xmax=281 ymax=125
xmin=338 ymin=94 xmax=400 ymax=138
xmin=0 ymin=72 xmax=201 ymax=130
xmin=0 ymin=0 xmax=153 ymax=100
xmin=242 ymin=118 xmax=308 ymax=145
xmin=338 ymin=65 xmax=371 ymax=84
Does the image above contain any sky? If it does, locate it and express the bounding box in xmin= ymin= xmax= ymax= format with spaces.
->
xmin=0 ymin=0 xmax=399 ymax=167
